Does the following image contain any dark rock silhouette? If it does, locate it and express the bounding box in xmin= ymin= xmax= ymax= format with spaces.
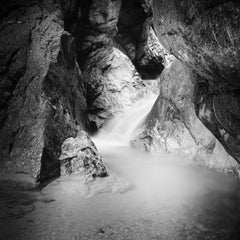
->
xmin=117 ymin=0 xmax=164 ymax=79
xmin=0 ymin=1 xmax=89 ymax=184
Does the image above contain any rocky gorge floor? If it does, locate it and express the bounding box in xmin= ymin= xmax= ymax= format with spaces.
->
xmin=1 ymin=142 xmax=240 ymax=240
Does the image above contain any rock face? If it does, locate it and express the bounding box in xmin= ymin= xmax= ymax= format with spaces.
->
xmin=132 ymin=59 xmax=197 ymax=153
xmin=0 ymin=0 xmax=165 ymax=185
xmin=153 ymin=0 xmax=240 ymax=164
xmin=2 ymin=0 xmax=239 ymax=185
xmin=72 ymin=0 xmax=165 ymax=131
xmin=117 ymin=0 xmax=164 ymax=79
xmin=80 ymin=44 xmax=146 ymax=131
xmin=72 ymin=0 xmax=137 ymax=131
xmin=131 ymin=58 xmax=238 ymax=173
xmin=0 ymin=0 xmax=102 ymax=184
xmin=59 ymin=130 xmax=108 ymax=178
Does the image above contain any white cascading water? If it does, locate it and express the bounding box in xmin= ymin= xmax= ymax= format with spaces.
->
xmin=93 ymin=93 xmax=157 ymax=147
xmin=90 ymin=93 xmax=204 ymax=199
xmin=90 ymin=92 xmax=238 ymax=200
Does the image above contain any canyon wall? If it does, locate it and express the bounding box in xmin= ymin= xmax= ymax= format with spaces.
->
xmin=0 ymin=0 xmax=164 ymax=185
xmin=153 ymin=0 xmax=240 ymax=165
xmin=73 ymin=0 xmax=164 ymax=131
xmin=132 ymin=58 xmax=238 ymax=174
xmin=1 ymin=0 xmax=239 ymax=186
xmin=0 ymin=0 xmax=90 ymax=184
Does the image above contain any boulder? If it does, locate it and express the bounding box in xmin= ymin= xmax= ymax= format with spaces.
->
xmin=131 ymin=58 xmax=239 ymax=174
xmin=59 ymin=130 xmax=108 ymax=178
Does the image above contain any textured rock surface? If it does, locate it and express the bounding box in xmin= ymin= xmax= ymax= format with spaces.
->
xmin=81 ymin=45 xmax=146 ymax=131
xmin=117 ymin=0 xmax=164 ymax=79
xmin=75 ymin=0 xmax=126 ymax=131
xmin=132 ymin=59 xmax=197 ymax=153
xmin=153 ymin=0 xmax=240 ymax=164
xmin=2 ymin=0 xmax=240 ymax=185
xmin=74 ymin=0 xmax=161 ymax=131
xmin=0 ymin=0 xmax=164 ymax=185
xmin=0 ymin=0 xmax=165 ymax=185
xmin=131 ymin=59 xmax=239 ymax=173
xmin=59 ymin=130 xmax=108 ymax=178
xmin=0 ymin=0 xmax=105 ymax=185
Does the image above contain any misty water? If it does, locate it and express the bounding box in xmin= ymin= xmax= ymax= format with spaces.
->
xmin=1 ymin=94 xmax=240 ymax=240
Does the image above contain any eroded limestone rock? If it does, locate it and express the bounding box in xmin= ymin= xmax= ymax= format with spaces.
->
xmin=0 ymin=0 xmax=164 ymax=185
xmin=83 ymin=46 xmax=148 ymax=131
xmin=131 ymin=58 xmax=239 ymax=174
xmin=117 ymin=0 xmax=164 ymax=79
xmin=74 ymin=0 xmax=159 ymax=131
xmin=153 ymin=0 xmax=240 ymax=164
xmin=59 ymin=130 xmax=108 ymax=178
xmin=0 ymin=0 xmax=103 ymax=185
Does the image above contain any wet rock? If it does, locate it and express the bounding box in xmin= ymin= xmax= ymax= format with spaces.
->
xmin=131 ymin=58 xmax=238 ymax=173
xmin=74 ymin=0 xmax=151 ymax=131
xmin=132 ymin=59 xmax=199 ymax=153
xmin=0 ymin=0 xmax=88 ymax=184
xmin=84 ymin=46 xmax=147 ymax=131
xmin=59 ymin=130 xmax=108 ymax=178
xmin=153 ymin=0 xmax=240 ymax=164
xmin=0 ymin=0 xmax=164 ymax=185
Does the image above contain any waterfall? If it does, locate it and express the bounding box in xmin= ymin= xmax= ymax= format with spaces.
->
xmin=93 ymin=93 xmax=158 ymax=147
